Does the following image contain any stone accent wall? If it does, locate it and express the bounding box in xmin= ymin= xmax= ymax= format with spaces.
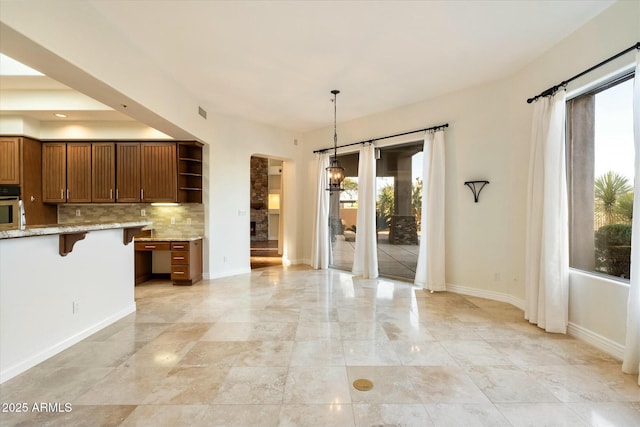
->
xmin=388 ymin=215 xmax=418 ymax=245
xmin=58 ymin=203 xmax=204 ymax=238
xmin=250 ymin=156 xmax=268 ymax=241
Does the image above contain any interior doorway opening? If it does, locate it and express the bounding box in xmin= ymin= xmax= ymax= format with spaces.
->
xmin=249 ymin=155 xmax=283 ymax=269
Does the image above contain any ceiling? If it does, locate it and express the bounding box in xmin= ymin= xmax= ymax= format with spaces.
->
xmin=0 ymin=0 xmax=615 ymax=132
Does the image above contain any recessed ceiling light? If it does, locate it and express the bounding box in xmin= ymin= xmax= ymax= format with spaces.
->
xmin=54 ymin=113 xmax=67 ymax=118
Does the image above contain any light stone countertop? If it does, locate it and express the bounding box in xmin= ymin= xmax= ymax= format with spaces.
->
xmin=0 ymin=221 xmax=152 ymax=240
xmin=134 ymin=235 xmax=203 ymax=242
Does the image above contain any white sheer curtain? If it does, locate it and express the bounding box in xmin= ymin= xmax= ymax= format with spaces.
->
xmin=352 ymin=143 xmax=378 ymax=279
xmin=310 ymin=152 xmax=330 ymax=269
xmin=414 ymin=130 xmax=446 ymax=291
xmin=524 ymin=90 xmax=569 ymax=333
xmin=622 ymin=51 xmax=639 ymax=385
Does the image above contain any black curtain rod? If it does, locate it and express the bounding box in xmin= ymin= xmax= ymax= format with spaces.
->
xmin=526 ymin=42 xmax=640 ymax=104
xmin=313 ymin=123 xmax=448 ymax=154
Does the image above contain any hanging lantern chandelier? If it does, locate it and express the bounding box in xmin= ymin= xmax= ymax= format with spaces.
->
xmin=326 ymin=89 xmax=345 ymax=192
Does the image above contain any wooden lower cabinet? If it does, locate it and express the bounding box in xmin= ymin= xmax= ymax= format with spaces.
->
xmin=170 ymin=241 xmax=202 ymax=285
xmin=134 ymin=239 xmax=202 ymax=286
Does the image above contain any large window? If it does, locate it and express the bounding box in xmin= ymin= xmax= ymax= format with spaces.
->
xmin=567 ymin=74 xmax=634 ymax=280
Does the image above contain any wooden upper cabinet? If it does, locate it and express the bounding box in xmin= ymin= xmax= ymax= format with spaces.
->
xmin=20 ymin=138 xmax=57 ymax=224
xmin=141 ymin=143 xmax=177 ymax=202
xmin=92 ymin=143 xmax=115 ymax=202
xmin=116 ymin=143 xmax=141 ymax=203
xmin=0 ymin=137 xmax=56 ymax=223
xmin=42 ymin=143 xmax=67 ymax=203
xmin=39 ymin=141 xmax=187 ymax=204
xmin=0 ymin=137 xmax=20 ymax=184
xmin=66 ymin=143 xmax=91 ymax=203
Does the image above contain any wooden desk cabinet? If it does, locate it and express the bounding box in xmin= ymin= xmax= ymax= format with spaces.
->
xmin=134 ymin=238 xmax=202 ymax=286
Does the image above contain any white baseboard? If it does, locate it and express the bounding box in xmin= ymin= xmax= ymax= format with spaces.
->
xmin=0 ymin=303 xmax=136 ymax=384
xmin=567 ymin=321 xmax=624 ymax=360
xmin=209 ymin=268 xmax=251 ymax=280
xmin=446 ymin=283 xmax=525 ymax=310
xmin=445 ymin=283 xmax=624 ymax=360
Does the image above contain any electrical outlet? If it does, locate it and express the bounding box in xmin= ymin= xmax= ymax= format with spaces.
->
xmin=494 ymin=272 xmax=501 ymax=282
xmin=75 ymin=209 xmax=81 ymax=217
xmin=141 ymin=209 xmax=146 ymax=217
xmin=186 ymin=218 xmax=192 ymax=225
xmin=73 ymin=301 xmax=79 ymax=314
xmin=170 ymin=217 xmax=176 ymax=225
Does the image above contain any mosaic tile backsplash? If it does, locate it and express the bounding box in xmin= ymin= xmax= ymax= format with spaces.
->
xmin=58 ymin=203 xmax=204 ymax=238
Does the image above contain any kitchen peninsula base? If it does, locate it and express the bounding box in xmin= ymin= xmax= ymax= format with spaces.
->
xmin=0 ymin=221 xmax=150 ymax=383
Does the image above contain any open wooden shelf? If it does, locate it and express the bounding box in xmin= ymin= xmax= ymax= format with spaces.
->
xmin=177 ymin=142 xmax=203 ymax=203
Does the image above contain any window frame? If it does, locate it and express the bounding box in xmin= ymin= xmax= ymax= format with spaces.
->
xmin=565 ymin=71 xmax=635 ymax=284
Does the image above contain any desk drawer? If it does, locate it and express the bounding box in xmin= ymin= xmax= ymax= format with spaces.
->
xmin=171 ymin=242 xmax=189 ymax=250
xmin=171 ymin=265 xmax=190 ymax=280
xmin=171 ymin=251 xmax=189 ymax=265
xmin=135 ymin=242 xmax=170 ymax=251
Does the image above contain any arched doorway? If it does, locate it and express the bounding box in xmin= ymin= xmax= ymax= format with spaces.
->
xmin=249 ymin=155 xmax=283 ymax=269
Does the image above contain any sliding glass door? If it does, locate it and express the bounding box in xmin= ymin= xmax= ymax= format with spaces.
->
xmin=329 ymin=153 xmax=358 ymax=271
xmin=375 ymin=143 xmax=423 ymax=279
xmin=329 ymin=143 xmax=423 ymax=281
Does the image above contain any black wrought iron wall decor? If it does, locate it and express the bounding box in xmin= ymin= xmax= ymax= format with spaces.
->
xmin=464 ymin=180 xmax=489 ymax=203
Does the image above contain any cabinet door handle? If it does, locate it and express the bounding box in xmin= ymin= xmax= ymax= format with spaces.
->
xmin=116 ymin=189 xmax=119 ymax=200
xmin=60 ymin=189 xmax=64 ymax=199
xmin=174 ymin=245 xmax=184 ymax=249
xmin=173 ymin=256 xmax=185 ymax=260
xmin=110 ymin=189 xmax=113 ymax=199
xmin=173 ymin=271 xmax=185 ymax=275
xmin=145 ymin=245 xmax=156 ymax=249
xmin=66 ymin=189 xmax=69 ymax=200
xmin=141 ymin=189 xmax=144 ymax=200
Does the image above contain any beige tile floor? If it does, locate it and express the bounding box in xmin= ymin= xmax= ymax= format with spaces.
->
xmin=1 ymin=266 xmax=639 ymax=426
xmin=331 ymin=233 xmax=420 ymax=280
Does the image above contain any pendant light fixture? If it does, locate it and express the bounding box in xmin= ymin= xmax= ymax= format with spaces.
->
xmin=326 ymin=89 xmax=345 ymax=192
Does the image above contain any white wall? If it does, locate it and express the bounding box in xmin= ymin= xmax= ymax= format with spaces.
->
xmin=568 ymin=270 xmax=629 ymax=359
xmin=0 ymin=115 xmax=40 ymax=137
xmin=507 ymin=0 xmax=638 ymax=353
xmin=204 ymin=113 xmax=302 ymax=277
xmin=1 ymin=0 xmax=638 ymax=356
xmin=0 ymin=116 xmax=173 ymax=140
xmin=300 ymin=73 xmax=521 ymax=301
xmin=299 ymin=0 xmax=639 ymax=353
xmin=0 ymin=229 xmax=136 ymax=382
xmin=0 ymin=2 xmax=305 ymax=279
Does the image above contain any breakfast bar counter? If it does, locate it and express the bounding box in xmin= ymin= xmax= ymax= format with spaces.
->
xmin=0 ymin=221 xmax=151 ymax=383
